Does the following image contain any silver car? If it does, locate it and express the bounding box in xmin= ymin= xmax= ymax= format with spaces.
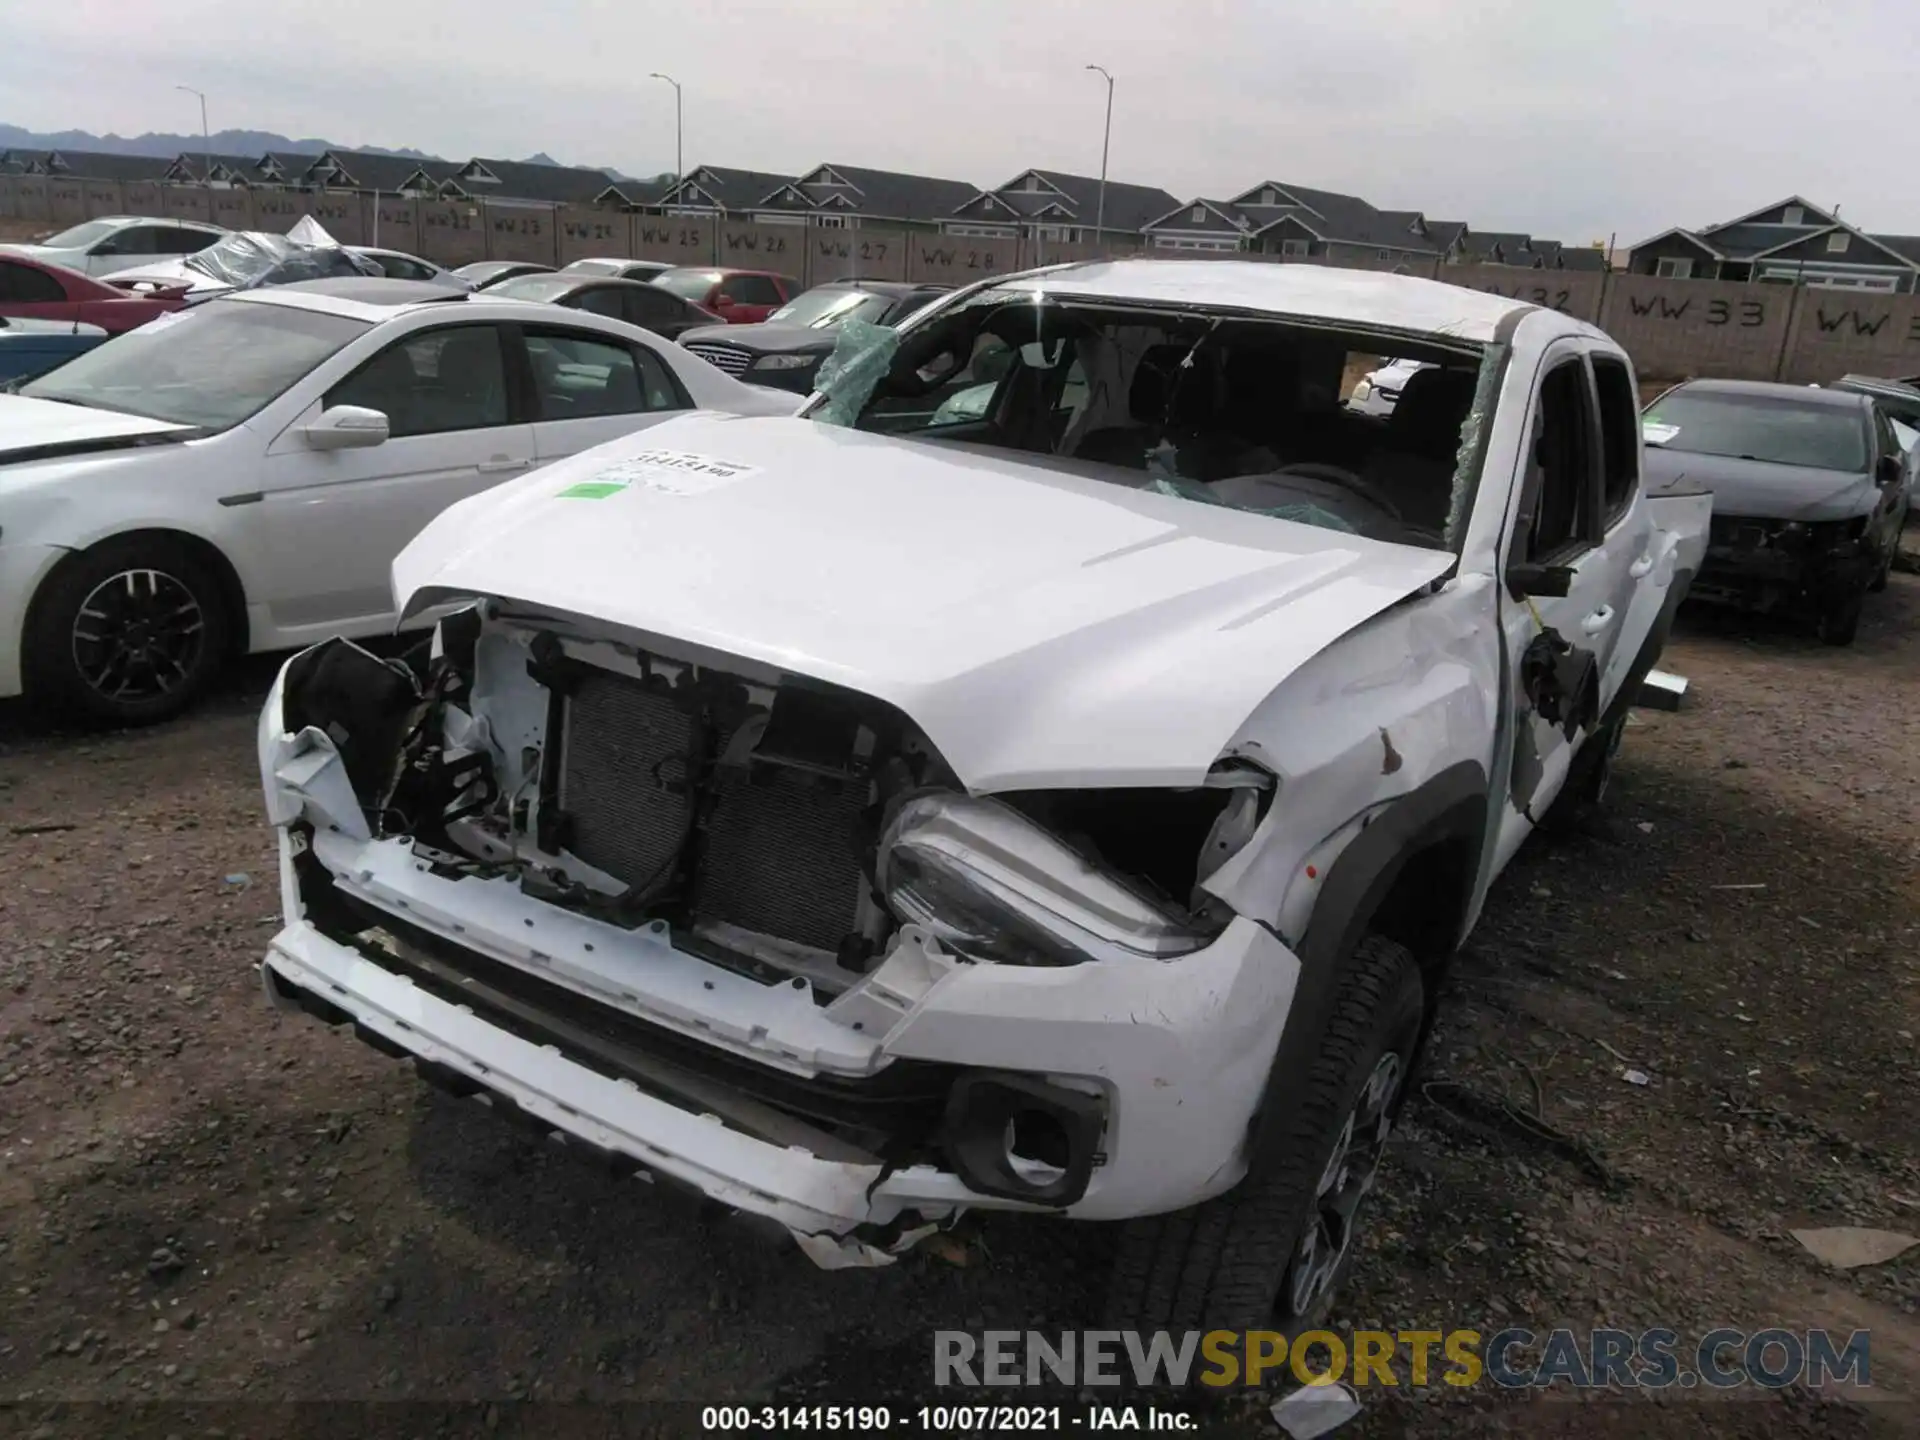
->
xmin=0 ymin=215 xmax=226 ymax=278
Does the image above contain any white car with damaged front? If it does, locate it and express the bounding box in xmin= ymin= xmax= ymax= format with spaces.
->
xmin=257 ymin=261 xmax=1710 ymax=1330
xmin=0 ymin=277 xmax=796 ymax=723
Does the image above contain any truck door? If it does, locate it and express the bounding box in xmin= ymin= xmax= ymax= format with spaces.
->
xmin=1491 ymin=344 xmax=1639 ymax=867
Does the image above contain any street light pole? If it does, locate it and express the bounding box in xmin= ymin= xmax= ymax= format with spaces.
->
xmin=1084 ymin=65 xmax=1113 ymax=245
xmin=176 ymin=85 xmax=211 ymax=220
xmin=649 ymin=73 xmax=684 ymax=188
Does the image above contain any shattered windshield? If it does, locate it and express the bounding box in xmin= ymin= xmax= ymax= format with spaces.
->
xmin=807 ymin=290 xmax=1497 ymax=552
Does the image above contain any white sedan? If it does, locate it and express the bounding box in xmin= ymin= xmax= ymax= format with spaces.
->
xmin=0 ymin=277 xmax=798 ymax=724
xmin=1346 ymin=356 xmax=1432 ymax=418
xmin=0 ymin=215 xmax=227 ymax=279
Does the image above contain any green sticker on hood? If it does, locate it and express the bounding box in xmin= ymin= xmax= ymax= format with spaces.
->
xmin=556 ymin=480 xmax=629 ymax=499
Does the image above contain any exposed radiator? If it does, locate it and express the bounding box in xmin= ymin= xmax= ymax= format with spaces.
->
xmin=556 ymin=668 xmax=868 ymax=954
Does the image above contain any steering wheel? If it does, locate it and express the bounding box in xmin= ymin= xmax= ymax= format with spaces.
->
xmin=1270 ymin=462 xmax=1405 ymax=523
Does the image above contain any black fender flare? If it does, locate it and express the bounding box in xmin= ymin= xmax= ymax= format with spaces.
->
xmin=1244 ymin=758 xmax=1488 ymax=1176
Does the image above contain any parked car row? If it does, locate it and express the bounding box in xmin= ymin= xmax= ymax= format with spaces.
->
xmin=0 ymin=276 xmax=797 ymax=723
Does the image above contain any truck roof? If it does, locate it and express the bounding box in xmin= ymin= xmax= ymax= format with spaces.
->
xmin=992 ymin=260 xmax=1548 ymax=345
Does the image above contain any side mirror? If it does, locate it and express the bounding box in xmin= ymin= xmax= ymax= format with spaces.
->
xmin=302 ymin=404 xmax=389 ymax=450
xmin=714 ymin=292 xmax=736 ymax=308
xmin=1876 ymin=454 xmax=1903 ymax=487
xmin=1507 ymin=562 xmax=1575 ymax=599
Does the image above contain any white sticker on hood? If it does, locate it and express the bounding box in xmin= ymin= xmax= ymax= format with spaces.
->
xmin=561 ymin=449 xmax=761 ymax=499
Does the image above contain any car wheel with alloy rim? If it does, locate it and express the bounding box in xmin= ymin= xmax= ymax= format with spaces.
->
xmin=1105 ymin=933 xmax=1424 ymax=1342
xmin=24 ymin=536 xmax=232 ymax=725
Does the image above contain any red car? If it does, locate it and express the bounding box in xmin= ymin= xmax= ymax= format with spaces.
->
xmin=0 ymin=251 xmax=184 ymax=333
xmin=650 ymin=267 xmax=798 ymax=324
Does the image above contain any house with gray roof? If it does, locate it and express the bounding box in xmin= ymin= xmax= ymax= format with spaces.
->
xmin=657 ymin=165 xmax=799 ymax=216
xmin=747 ymin=162 xmax=980 ymax=231
xmin=944 ymin=169 xmax=1183 ymax=241
xmin=438 ymin=157 xmax=643 ymax=207
xmin=162 ymin=152 xmax=276 ymax=186
xmin=1138 ymin=181 xmax=1454 ymax=263
xmin=10 ymin=149 xmax=176 ymax=184
xmin=298 ymin=149 xmax=456 ymax=196
xmin=1627 ymin=197 xmax=1920 ymax=292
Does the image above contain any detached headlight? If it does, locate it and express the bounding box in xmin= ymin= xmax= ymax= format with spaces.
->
xmin=1351 ymin=379 xmax=1373 ymax=401
xmin=876 ymin=793 xmax=1213 ymax=965
xmin=752 ymin=352 xmax=820 ymax=371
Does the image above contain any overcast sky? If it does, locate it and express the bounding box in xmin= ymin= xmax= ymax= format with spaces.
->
xmin=5 ymin=0 xmax=1912 ymax=246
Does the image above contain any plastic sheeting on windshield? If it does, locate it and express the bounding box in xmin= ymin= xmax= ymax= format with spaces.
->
xmin=184 ymin=221 xmax=382 ymax=296
xmin=811 ymin=319 xmax=899 ymax=427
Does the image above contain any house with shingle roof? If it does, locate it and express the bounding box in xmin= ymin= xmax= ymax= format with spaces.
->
xmin=290 ymin=149 xmax=453 ymax=196
xmin=1139 ymin=180 xmax=1453 ymax=263
xmin=1627 ymin=197 xmax=1920 ymax=291
xmin=162 ymin=152 xmax=276 ymax=186
xmin=438 ymin=157 xmax=643 ymax=207
xmin=657 ymin=165 xmax=799 ymax=216
xmin=944 ymin=168 xmax=1183 ymax=241
xmin=744 ymin=162 xmax=980 ymax=231
xmin=14 ymin=149 xmax=176 ymax=184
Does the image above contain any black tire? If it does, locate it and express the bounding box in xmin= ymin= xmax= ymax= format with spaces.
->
xmin=1105 ymin=934 xmax=1423 ymax=1337
xmin=1816 ymin=585 xmax=1865 ymax=647
xmin=23 ymin=536 xmax=232 ymax=726
xmin=1869 ymin=519 xmax=1902 ymax=592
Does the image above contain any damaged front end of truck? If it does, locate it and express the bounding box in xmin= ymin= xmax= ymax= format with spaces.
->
xmin=258 ymin=605 xmax=1303 ymax=1266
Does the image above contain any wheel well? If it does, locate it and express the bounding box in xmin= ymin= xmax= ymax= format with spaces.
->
xmin=35 ymin=530 xmax=250 ymax=657
xmin=1364 ymin=834 xmax=1477 ymax=991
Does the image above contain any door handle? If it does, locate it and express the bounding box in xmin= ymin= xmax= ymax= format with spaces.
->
xmin=1580 ymin=605 xmax=1615 ymax=635
xmin=477 ymin=457 xmax=531 ymax=474
xmin=1629 ymin=553 xmax=1653 ymax=578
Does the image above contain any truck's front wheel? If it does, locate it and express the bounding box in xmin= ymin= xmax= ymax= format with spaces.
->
xmin=1105 ymin=934 xmax=1424 ymax=1336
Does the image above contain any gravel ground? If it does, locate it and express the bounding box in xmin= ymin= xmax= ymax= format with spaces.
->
xmin=1 ymin=573 xmax=1916 ymax=1440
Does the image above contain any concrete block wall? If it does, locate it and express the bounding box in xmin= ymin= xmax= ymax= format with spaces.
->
xmin=4 ymin=173 xmax=1919 ymax=386
xmin=1776 ymin=291 xmax=1920 ymax=384
xmin=1597 ymin=275 xmax=1792 ymax=381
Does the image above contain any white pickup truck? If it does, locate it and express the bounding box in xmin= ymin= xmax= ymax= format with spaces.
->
xmin=255 ymin=261 xmax=1709 ymax=1334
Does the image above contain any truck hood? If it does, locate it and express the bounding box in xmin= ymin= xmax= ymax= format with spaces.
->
xmin=395 ymin=415 xmax=1454 ymax=790
xmin=1641 ymin=446 xmax=1878 ymax=522
xmin=0 ymin=394 xmax=195 ymax=464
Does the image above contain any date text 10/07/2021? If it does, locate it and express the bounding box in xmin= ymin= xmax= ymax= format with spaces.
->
xmin=701 ymin=1405 xmax=1196 ymax=1432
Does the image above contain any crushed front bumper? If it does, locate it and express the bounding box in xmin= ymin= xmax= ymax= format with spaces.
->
xmin=262 ymin=832 xmax=1299 ymax=1263
xmin=1693 ymin=520 xmax=1874 ymax=611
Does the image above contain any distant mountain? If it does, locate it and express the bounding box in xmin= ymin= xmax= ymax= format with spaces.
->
xmin=0 ymin=124 xmax=432 ymax=160
xmin=1 ymin=125 xmax=635 ymax=176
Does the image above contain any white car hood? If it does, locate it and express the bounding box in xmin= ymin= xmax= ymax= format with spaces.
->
xmin=0 ymin=394 xmax=194 ymax=462
xmin=395 ymin=415 xmax=1453 ymax=790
